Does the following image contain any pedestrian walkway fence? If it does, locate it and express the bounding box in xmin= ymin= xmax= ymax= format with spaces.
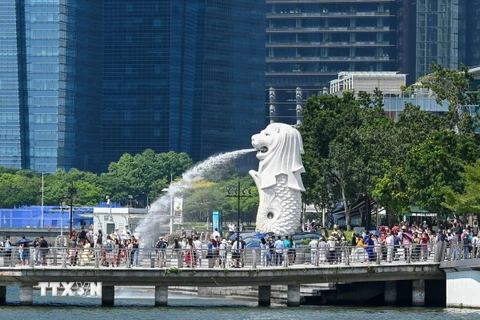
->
xmin=1 ymin=241 xmax=475 ymax=269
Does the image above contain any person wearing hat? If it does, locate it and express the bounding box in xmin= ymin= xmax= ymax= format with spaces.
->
xmin=326 ymin=236 xmax=337 ymax=264
xmin=155 ymin=236 xmax=167 ymax=267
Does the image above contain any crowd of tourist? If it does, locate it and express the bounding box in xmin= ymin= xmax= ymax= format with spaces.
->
xmin=2 ymin=220 xmax=480 ymax=268
xmin=306 ymin=221 xmax=480 ymax=265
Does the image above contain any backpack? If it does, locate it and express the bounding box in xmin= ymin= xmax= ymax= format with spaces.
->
xmin=156 ymin=241 xmax=166 ymax=249
xmin=105 ymin=240 xmax=113 ymax=252
xmin=464 ymin=236 xmax=471 ymax=246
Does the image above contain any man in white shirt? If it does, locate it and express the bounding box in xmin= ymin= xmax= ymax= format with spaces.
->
xmin=309 ymin=238 xmax=318 ymax=264
xmin=122 ymin=226 xmax=131 ymax=240
xmin=193 ymin=236 xmax=203 ymax=266
xmin=274 ymin=236 xmax=284 ymax=266
xmin=472 ymin=233 xmax=479 ymax=258
xmin=385 ymin=232 xmax=394 ymax=262
xmin=212 ymin=228 xmax=221 ymax=240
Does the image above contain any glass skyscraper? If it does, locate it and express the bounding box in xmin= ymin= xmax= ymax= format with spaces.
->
xmin=414 ymin=0 xmax=466 ymax=80
xmin=0 ymin=0 xmax=102 ymax=173
xmin=1 ymin=0 xmax=265 ymax=173
xmin=265 ymin=0 xmax=397 ymax=124
xmin=102 ymin=0 xmax=265 ymax=170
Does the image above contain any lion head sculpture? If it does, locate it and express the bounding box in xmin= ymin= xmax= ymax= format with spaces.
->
xmin=250 ymin=123 xmax=305 ymax=191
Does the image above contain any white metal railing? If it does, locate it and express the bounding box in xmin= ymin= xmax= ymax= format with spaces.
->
xmin=0 ymin=242 xmax=464 ymax=269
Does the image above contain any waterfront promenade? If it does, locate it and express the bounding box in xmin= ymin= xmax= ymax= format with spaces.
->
xmin=0 ymin=245 xmax=445 ymax=307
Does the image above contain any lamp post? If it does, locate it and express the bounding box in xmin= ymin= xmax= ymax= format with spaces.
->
xmin=60 ymin=200 xmax=66 ymax=236
xmin=106 ymin=195 xmax=112 ymax=224
xmin=226 ymin=181 xmax=252 ymax=267
xmin=67 ymin=183 xmax=77 ymax=237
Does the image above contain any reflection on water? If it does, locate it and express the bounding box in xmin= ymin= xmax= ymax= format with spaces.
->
xmin=3 ymin=286 xmax=480 ymax=320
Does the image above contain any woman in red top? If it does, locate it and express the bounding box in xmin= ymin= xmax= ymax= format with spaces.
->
xmin=421 ymin=233 xmax=429 ymax=261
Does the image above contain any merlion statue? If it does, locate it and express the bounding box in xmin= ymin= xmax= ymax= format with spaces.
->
xmin=249 ymin=123 xmax=305 ymax=235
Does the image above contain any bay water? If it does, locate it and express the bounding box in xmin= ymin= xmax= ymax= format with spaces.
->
xmin=1 ymin=286 xmax=479 ymax=320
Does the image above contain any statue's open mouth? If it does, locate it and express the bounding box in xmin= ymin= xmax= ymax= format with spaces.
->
xmin=259 ymin=147 xmax=268 ymax=153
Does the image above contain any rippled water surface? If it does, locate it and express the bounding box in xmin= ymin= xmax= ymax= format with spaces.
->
xmin=2 ymin=287 xmax=480 ymax=320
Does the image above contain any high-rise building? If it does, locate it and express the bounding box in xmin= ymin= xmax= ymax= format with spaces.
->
xmin=466 ymin=0 xmax=480 ymax=67
xmin=413 ymin=0 xmax=466 ymax=81
xmin=266 ymin=0 xmax=398 ymax=124
xmin=0 ymin=0 xmax=103 ymax=173
xmin=1 ymin=0 xmax=265 ymax=173
xmin=102 ymin=1 xmax=265 ymax=170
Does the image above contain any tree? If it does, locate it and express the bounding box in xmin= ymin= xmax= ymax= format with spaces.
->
xmin=372 ymin=104 xmax=448 ymax=216
xmin=404 ymin=129 xmax=480 ymax=223
xmin=442 ymin=159 xmax=480 ymax=215
xmin=0 ymin=173 xmax=40 ymax=208
xmin=102 ymin=150 xmax=194 ymax=204
xmin=417 ymin=62 xmax=480 ymax=134
xmin=299 ymin=91 xmax=390 ymax=230
xmin=43 ymin=169 xmax=104 ymax=206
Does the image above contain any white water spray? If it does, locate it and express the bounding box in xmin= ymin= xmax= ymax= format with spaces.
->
xmin=136 ymin=148 xmax=256 ymax=242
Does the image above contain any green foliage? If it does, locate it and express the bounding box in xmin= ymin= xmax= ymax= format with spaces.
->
xmin=102 ymin=149 xmax=194 ymax=204
xmin=0 ymin=173 xmax=40 ymax=207
xmin=442 ymin=159 xmax=480 ymax=214
xmin=299 ymin=90 xmax=394 ymax=230
xmin=301 ymin=67 xmax=480 ymax=229
xmin=181 ymin=174 xmax=258 ymax=223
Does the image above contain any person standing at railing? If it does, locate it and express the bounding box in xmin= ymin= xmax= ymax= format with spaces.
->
xmin=33 ymin=238 xmax=41 ymax=265
xmin=472 ymin=233 xmax=480 ymax=258
xmin=113 ymin=238 xmax=122 ymax=267
xmin=4 ymin=236 xmax=12 ymax=265
xmin=260 ymin=237 xmax=268 ymax=267
xmin=267 ymin=237 xmax=274 ymax=266
xmin=462 ymin=231 xmax=472 ymax=260
xmin=283 ymin=236 xmax=292 ymax=266
xmin=420 ymin=232 xmax=429 ymax=261
xmin=220 ymin=239 xmax=228 ymax=267
xmin=403 ymin=232 xmax=412 ymax=262
xmin=365 ymin=233 xmax=375 ymax=262
xmin=95 ymin=230 xmax=103 ymax=248
xmin=39 ymin=236 xmax=49 ymax=266
xmin=79 ymin=239 xmax=91 ymax=266
xmin=103 ymin=235 xmax=114 ymax=267
xmin=232 ymin=237 xmax=245 ymax=268
xmin=327 ymin=236 xmax=337 ymax=264
xmin=132 ymin=236 xmax=139 ymax=266
xmin=318 ymin=237 xmax=327 ymax=264
xmin=354 ymin=235 xmax=365 ymax=262
xmin=309 ymin=237 xmax=318 ymax=265
xmin=184 ymin=237 xmax=195 ymax=267
xmin=193 ymin=236 xmax=202 ymax=266
xmin=289 ymin=236 xmax=297 ymax=264
xmin=214 ymin=236 xmax=221 ymax=267
xmin=385 ymin=232 xmax=394 ymax=263
xmin=449 ymin=232 xmax=459 ymax=261
xmin=155 ymin=237 xmax=167 ymax=267
xmin=274 ymin=236 xmax=284 ymax=266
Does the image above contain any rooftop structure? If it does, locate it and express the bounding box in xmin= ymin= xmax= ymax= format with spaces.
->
xmin=265 ymin=0 xmax=398 ymax=125
xmin=329 ymin=71 xmax=406 ymax=96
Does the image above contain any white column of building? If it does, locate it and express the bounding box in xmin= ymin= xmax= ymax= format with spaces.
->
xmin=269 ymin=87 xmax=276 ymax=124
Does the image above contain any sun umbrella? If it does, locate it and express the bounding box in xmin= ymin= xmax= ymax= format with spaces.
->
xmin=402 ymin=232 xmax=413 ymax=241
xmin=229 ymin=233 xmax=243 ymax=241
xmin=369 ymin=230 xmax=380 ymax=236
xmin=16 ymin=238 xmax=32 ymax=245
